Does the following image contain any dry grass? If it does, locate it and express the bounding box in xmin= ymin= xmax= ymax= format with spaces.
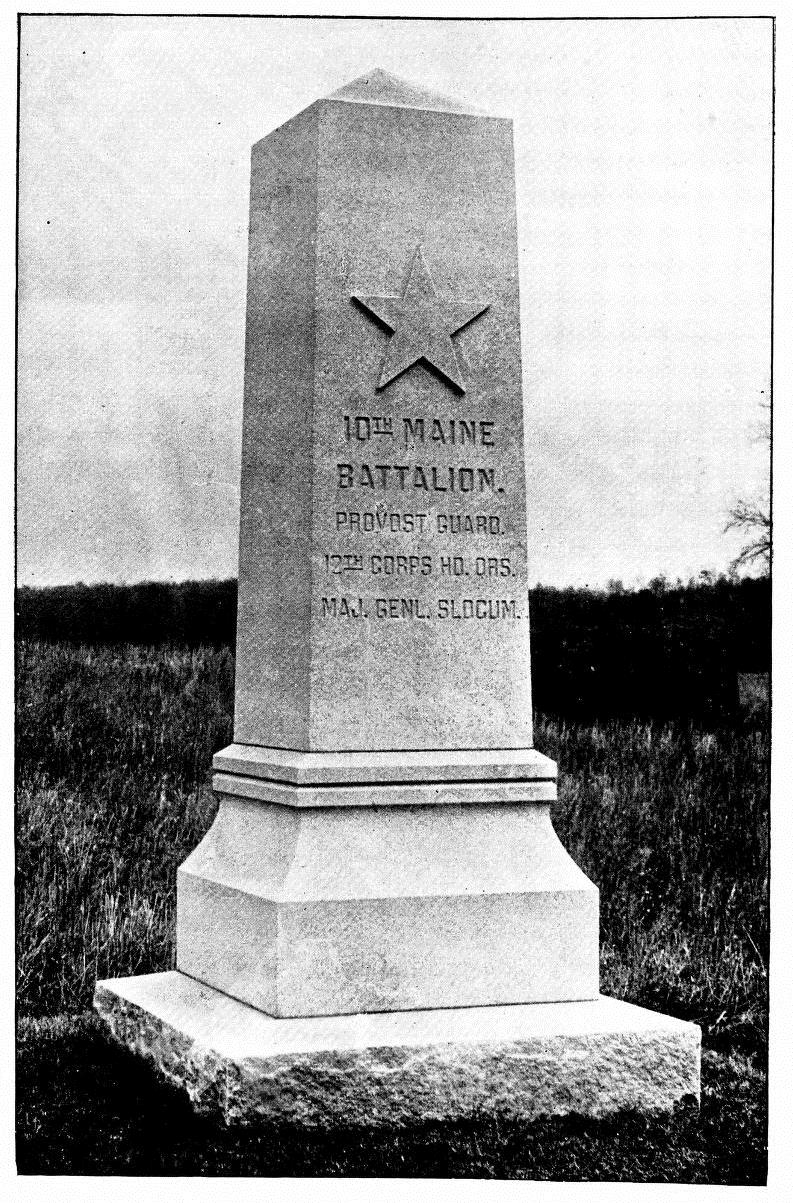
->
xmin=16 ymin=640 xmax=231 ymax=1016
xmin=16 ymin=640 xmax=769 ymax=1057
xmin=540 ymin=717 xmax=769 ymax=1051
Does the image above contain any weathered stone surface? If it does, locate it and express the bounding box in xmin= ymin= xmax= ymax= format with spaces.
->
xmin=176 ymin=792 xmax=599 ymax=1017
xmin=94 ymin=972 xmax=701 ymax=1128
xmin=234 ymin=71 xmax=532 ymax=753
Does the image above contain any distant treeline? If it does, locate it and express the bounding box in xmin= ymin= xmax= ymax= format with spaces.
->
xmin=15 ymin=575 xmax=770 ymax=720
xmin=530 ymin=575 xmax=769 ymax=719
xmin=16 ymin=579 xmax=238 ymax=649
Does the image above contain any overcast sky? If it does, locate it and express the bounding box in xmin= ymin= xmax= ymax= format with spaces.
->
xmin=17 ymin=15 xmax=772 ymax=588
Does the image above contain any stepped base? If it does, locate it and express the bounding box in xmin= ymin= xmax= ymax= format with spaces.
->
xmin=94 ymin=971 xmax=700 ymax=1128
xmin=176 ymin=788 xmax=599 ymax=1016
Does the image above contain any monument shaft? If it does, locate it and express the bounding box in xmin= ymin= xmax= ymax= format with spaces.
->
xmin=235 ymin=94 xmax=532 ymax=752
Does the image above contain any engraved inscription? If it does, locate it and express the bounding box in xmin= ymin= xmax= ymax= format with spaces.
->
xmin=334 ymin=511 xmax=503 ymax=535
xmin=343 ymin=415 xmax=394 ymax=442
xmin=336 ymin=510 xmax=430 ymax=533
xmin=437 ymin=599 xmax=520 ymax=620
xmin=337 ymin=464 xmax=501 ymax=494
xmin=320 ymin=399 xmax=523 ymax=621
xmin=402 ymin=417 xmax=494 ymax=448
xmin=344 ymin=414 xmax=495 ymax=448
xmin=319 ymin=595 xmax=523 ymax=621
xmin=321 ymin=597 xmax=366 ymax=619
xmin=321 ymin=553 xmax=513 ymax=578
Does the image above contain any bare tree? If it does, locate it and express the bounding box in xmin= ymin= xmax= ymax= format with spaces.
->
xmin=725 ymin=403 xmax=770 ymax=575
xmin=725 ymin=498 xmax=770 ymax=573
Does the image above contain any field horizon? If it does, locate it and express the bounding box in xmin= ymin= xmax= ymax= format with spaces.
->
xmin=15 ymin=572 xmax=771 ymax=724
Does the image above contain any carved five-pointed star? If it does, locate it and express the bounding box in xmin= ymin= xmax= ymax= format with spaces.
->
xmin=352 ymin=246 xmax=489 ymax=393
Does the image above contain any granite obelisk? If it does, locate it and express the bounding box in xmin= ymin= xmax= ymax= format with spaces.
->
xmin=95 ymin=70 xmax=700 ymax=1125
xmin=233 ymin=70 xmax=533 ymax=754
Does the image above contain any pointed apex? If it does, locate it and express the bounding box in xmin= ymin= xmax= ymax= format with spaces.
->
xmin=327 ymin=68 xmax=483 ymax=116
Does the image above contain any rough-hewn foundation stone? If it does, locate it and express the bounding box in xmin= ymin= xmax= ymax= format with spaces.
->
xmin=95 ymin=972 xmax=701 ymax=1128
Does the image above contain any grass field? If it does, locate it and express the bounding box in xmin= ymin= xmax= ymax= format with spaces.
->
xmin=15 ymin=639 xmax=770 ymax=1179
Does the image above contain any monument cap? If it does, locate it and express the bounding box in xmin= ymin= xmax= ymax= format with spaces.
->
xmin=326 ymin=67 xmax=486 ymax=116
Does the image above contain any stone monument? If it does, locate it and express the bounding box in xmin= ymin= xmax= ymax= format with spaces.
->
xmin=94 ymin=69 xmax=700 ymax=1126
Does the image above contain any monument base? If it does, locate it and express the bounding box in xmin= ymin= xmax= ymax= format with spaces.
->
xmin=94 ymin=971 xmax=700 ymax=1128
